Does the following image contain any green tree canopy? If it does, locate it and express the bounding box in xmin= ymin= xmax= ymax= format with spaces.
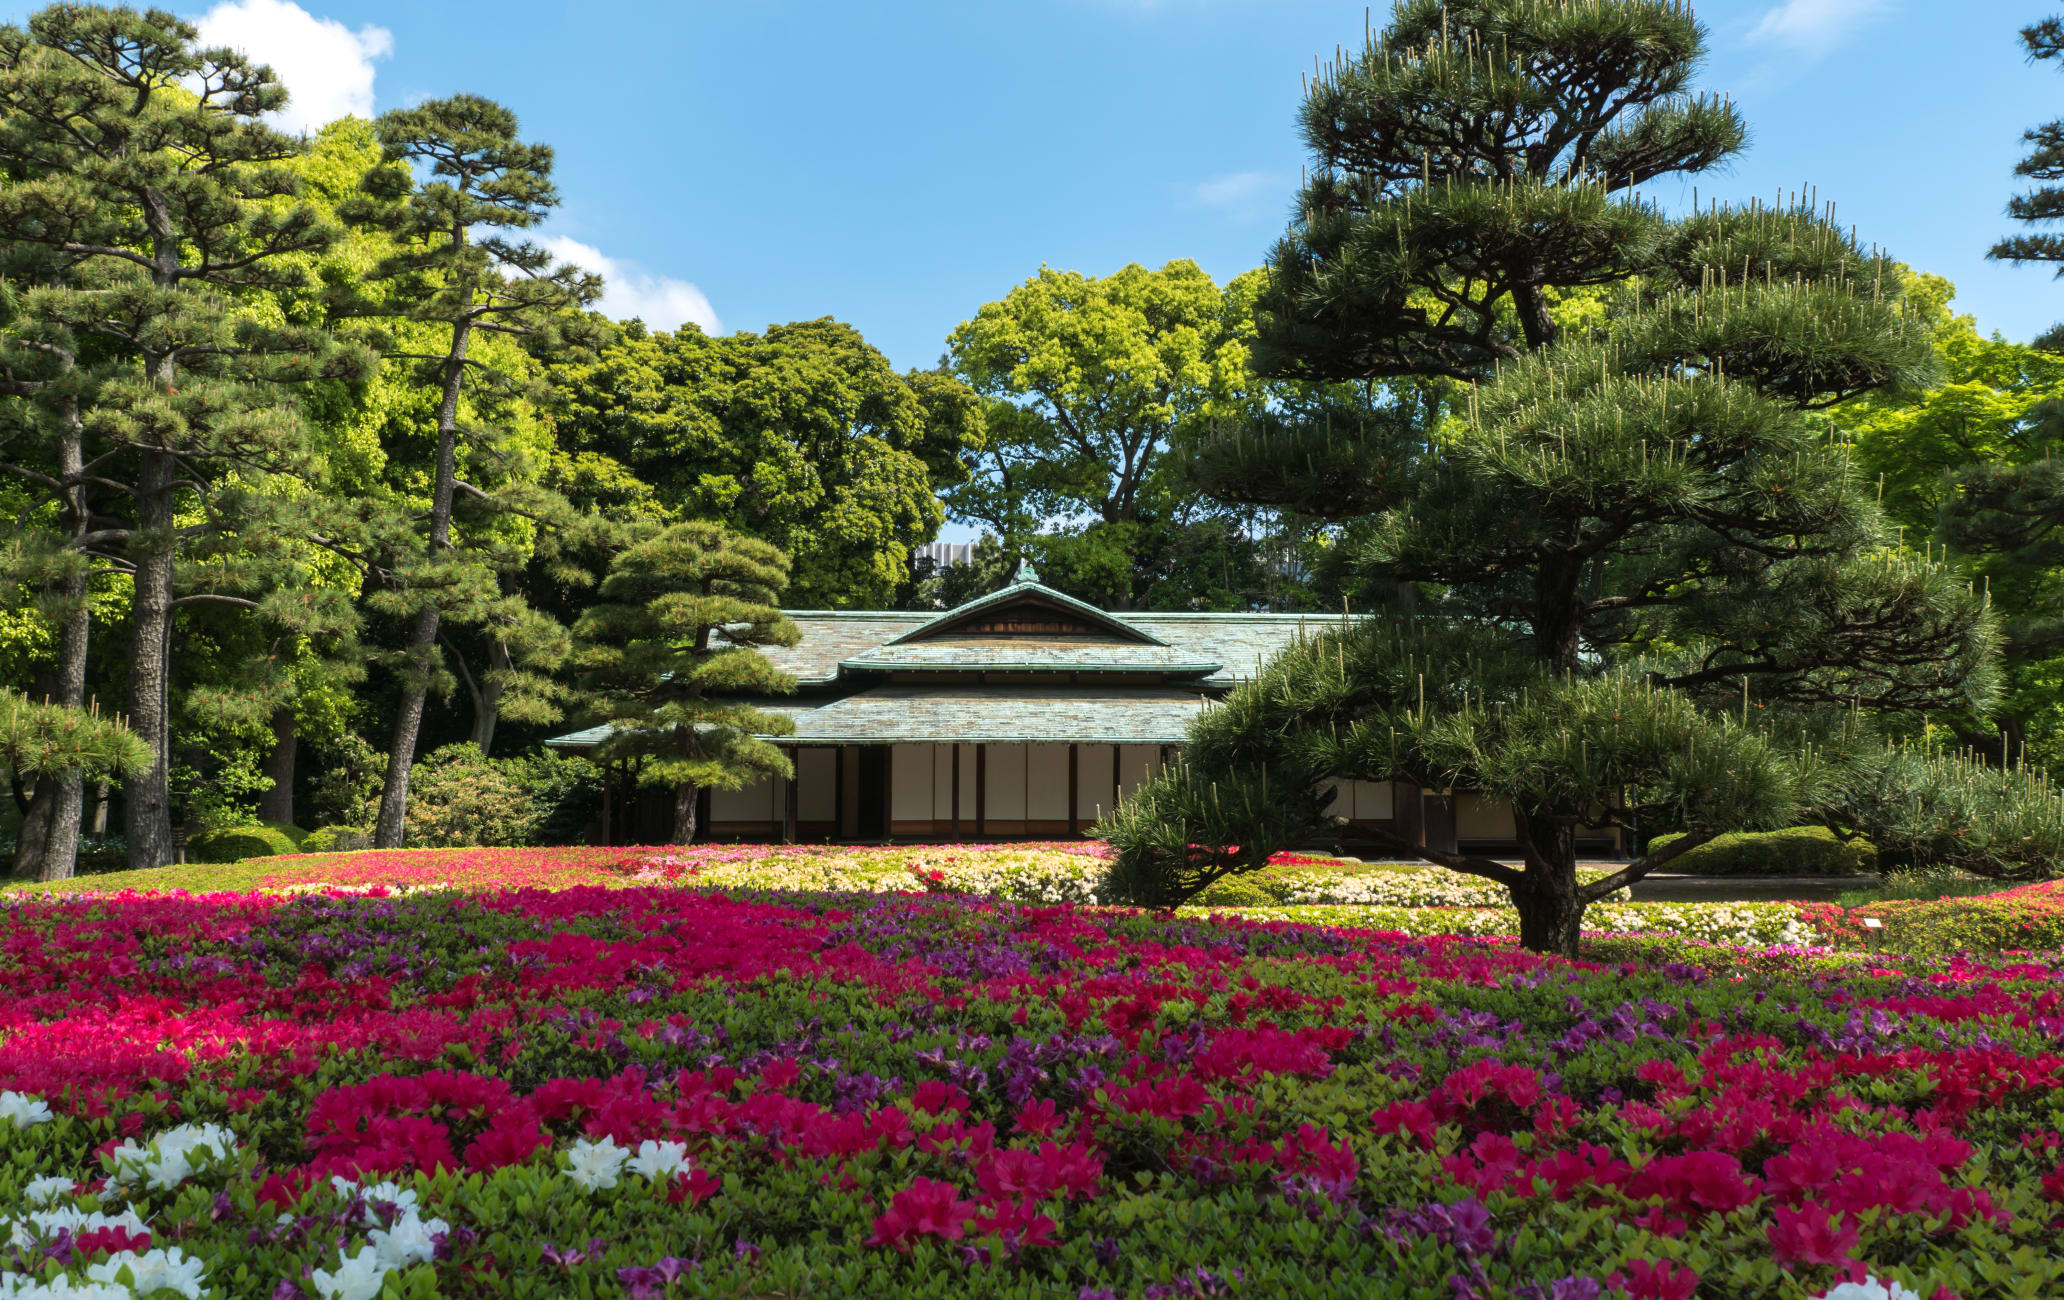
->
xmin=553 ymin=318 xmax=979 ymax=608
xmin=944 ymin=260 xmax=1281 ymax=610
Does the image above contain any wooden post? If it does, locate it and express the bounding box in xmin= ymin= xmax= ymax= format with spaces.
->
xmin=1111 ymin=745 xmax=1122 ymax=811
xmin=834 ymin=745 xmax=847 ymax=841
xmin=951 ymin=743 xmax=962 ymax=839
xmin=881 ymin=745 xmax=895 ymax=842
xmin=783 ymin=747 xmax=800 ymax=844
xmin=697 ymin=786 xmax=711 ymax=840
xmin=599 ymin=762 xmax=612 ymax=846
xmin=975 ymin=743 xmax=987 ymax=838
xmin=1067 ymin=744 xmax=1079 ymax=836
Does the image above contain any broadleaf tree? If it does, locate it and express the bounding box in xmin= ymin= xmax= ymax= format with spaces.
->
xmin=1103 ymin=0 xmax=2004 ymax=956
xmin=571 ymin=521 xmax=799 ymax=844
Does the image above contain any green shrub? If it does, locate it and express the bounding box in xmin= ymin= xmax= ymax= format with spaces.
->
xmin=1191 ymin=873 xmax=1284 ymax=907
xmin=405 ymin=744 xmax=539 ymax=848
xmin=1646 ymin=826 xmax=1876 ymax=877
xmin=302 ymin=825 xmax=372 ymax=853
xmin=186 ymin=823 xmax=300 ymax=863
xmin=261 ymin=821 xmax=309 ymax=848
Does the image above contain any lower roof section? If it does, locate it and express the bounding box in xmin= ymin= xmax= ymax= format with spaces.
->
xmin=545 ymin=684 xmax=1212 ymax=749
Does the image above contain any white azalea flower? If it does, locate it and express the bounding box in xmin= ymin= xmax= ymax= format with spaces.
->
xmin=312 ymin=1245 xmax=390 ymax=1300
xmin=0 ymin=1091 xmax=52 ymax=1128
xmin=368 ymin=1211 xmax=447 ymax=1270
xmin=23 ymin=1176 xmax=76 ymax=1206
xmin=330 ymin=1176 xmax=421 ymax=1227
xmin=0 ymin=1275 xmax=136 ymax=1299
xmin=85 ymin=1245 xmax=207 ymax=1299
xmin=627 ymin=1139 xmax=691 ymax=1181
xmin=562 ymin=1136 xmax=630 ymax=1192
xmin=1817 ymin=1281 xmax=1922 ymax=1300
xmin=106 ymin=1122 xmax=238 ymax=1192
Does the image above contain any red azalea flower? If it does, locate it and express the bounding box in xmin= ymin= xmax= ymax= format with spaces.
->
xmin=1767 ymin=1204 xmax=1859 ymax=1268
xmin=1605 ymin=1259 xmax=1699 ymax=1300
xmin=867 ymin=1177 xmax=978 ymax=1252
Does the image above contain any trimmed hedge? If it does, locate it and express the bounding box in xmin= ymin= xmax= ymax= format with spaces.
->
xmin=185 ymin=823 xmax=301 ymax=863
xmin=302 ymin=825 xmax=371 ymax=853
xmin=1645 ymin=826 xmax=1876 ymax=877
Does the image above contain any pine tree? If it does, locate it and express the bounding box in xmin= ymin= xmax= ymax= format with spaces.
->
xmin=340 ymin=95 xmax=599 ymax=848
xmin=571 ymin=522 xmax=799 ymax=844
xmin=0 ymin=5 xmax=366 ymax=870
xmin=1105 ymin=0 xmax=2000 ymax=956
xmin=1990 ymin=14 xmax=2064 ymax=350
xmin=0 ymin=690 xmax=149 ymax=867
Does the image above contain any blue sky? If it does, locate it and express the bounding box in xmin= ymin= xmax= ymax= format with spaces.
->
xmin=5 ymin=2 xmax=2058 ymax=368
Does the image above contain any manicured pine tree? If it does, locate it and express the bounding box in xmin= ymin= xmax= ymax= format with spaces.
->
xmin=341 ymin=95 xmax=599 ymax=848
xmin=1105 ymin=0 xmax=2001 ymax=955
xmin=572 ymin=522 xmax=799 ymax=844
xmin=0 ymin=5 xmax=366 ymax=870
xmin=1989 ymin=13 xmax=2064 ymax=350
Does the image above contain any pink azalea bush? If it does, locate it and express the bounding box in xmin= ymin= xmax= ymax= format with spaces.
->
xmin=0 ymin=870 xmax=2058 ymax=1297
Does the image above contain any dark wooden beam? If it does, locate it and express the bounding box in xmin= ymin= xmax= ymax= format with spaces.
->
xmin=951 ymin=743 xmax=962 ymax=839
xmin=599 ymin=762 xmax=612 ymax=847
xmin=975 ymin=743 xmax=987 ymax=838
xmin=834 ymin=745 xmax=847 ymax=841
xmin=783 ymin=747 xmax=800 ymax=844
xmin=881 ymin=744 xmax=895 ymax=842
xmin=1068 ymin=743 xmax=1079 ymax=836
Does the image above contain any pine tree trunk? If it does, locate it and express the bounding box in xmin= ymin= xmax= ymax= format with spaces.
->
xmin=1512 ymin=813 xmax=1585 ymax=959
xmin=672 ymin=783 xmax=699 ymax=844
xmin=14 ymin=778 xmax=52 ymax=877
xmin=374 ymin=317 xmax=473 ymax=850
xmin=470 ymin=640 xmax=510 ymax=756
xmin=124 ymin=448 xmax=179 ymax=872
xmin=259 ymin=708 xmax=296 ymax=827
xmin=26 ymin=402 xmax=93 ymax=881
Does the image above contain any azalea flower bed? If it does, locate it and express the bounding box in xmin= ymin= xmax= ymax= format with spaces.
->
xmin=1 ymin=886 xmax=2061 ymax=1299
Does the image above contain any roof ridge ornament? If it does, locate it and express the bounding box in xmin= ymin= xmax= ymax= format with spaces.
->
xmin=1014 ymin=557 xmax=1041 ymax=585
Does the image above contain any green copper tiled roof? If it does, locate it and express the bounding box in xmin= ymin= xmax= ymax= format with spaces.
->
xmin=545 ymin=685 xmax=1211 ymax=749
xmin=1127 ymin=613 xmax=1341 ymax=685
xmin=839 ymin=637 xmax=1220 ymax=675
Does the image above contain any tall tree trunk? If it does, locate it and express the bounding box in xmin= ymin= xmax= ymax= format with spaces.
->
xmin=1512 ymin=812 xmax=1584 ymax=958
xmin=259 ymin=707 xmax=297 ymax=827
xmin=14 ymin=778 xmax=52 ymax=877
xmin=469 ymin=640 xmax=510 ymax=755
xmin=124 ymin=448 xmax=179 ymax=871
xmin=22 ymin=403 xmax=93 ymax=880
xmin=672 ymin=783 xmax=699 ymax=844
xmin=374 ymin=318 xmax=473 ymax=849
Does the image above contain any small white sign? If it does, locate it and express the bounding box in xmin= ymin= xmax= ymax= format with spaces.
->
xmin=1862 ymin=918 xmax=1883 ymax=930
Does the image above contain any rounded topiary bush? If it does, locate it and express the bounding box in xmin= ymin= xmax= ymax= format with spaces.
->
xmin=261 ymin=821 xmax=310 ymax=848
xmin=1647 ymin=826 xmax=1876 ymax=877
xmin=302 ymin=825 xmax=372 ymax=853
xmin=186 ymin=823 xmax=300 ymax=864
xmin=1191 ymin=873 xmax=1284 ymax=907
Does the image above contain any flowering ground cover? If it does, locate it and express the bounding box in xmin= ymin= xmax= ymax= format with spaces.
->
xmin=1 ymin=886 xmax=2062 ymax=1299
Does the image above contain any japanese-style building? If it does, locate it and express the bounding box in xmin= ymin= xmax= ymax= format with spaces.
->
xmin=546 ymin=567 xmax=1564 ymax=854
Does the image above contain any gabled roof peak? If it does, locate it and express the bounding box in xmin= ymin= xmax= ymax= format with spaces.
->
xmin=886 ymin=576 xmax=1168 ymax=647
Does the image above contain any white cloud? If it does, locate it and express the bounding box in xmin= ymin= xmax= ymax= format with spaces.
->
xmin=1746 ymin=0 xmax=1891 ymax=60
xmin=1194 ymin=170 xmax=1284 ymax=208
xmin=193 ymin=0 xmax=392 ymax=133
xmin=543 ymin=236 xmax=721 ymax=334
